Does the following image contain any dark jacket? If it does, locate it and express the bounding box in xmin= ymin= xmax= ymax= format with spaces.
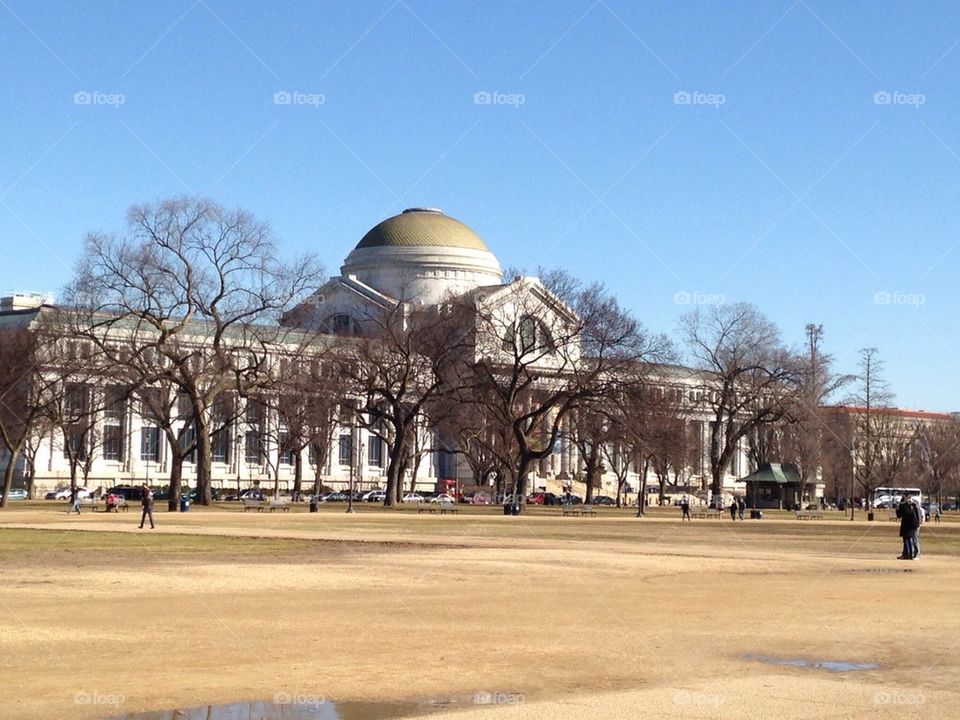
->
xmin=896 ymin=500 xmax=918 ymax=537
xmin=141 ymin=491 xmax=154 ymax=510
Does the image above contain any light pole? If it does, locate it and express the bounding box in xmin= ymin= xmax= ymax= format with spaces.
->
xmin=346 ymin=422 xmax=356 ymax=514
xmin=849 ymin=447 xmax=856 ymax=521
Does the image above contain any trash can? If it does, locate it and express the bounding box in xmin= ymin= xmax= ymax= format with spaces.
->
xmin=309 ymin=496 xmax=318 ymax=513
xmin=867 ymin=511 xmax=875 ymax=521
xmin=503 ymin=503 xmax=512 ymax=516
xmin=750 ymin=509 xmax=763 ymax=520
xmin=179 ymin=495 xmax=190 ymax=512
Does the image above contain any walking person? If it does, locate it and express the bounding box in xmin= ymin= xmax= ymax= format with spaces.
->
xmin=934 ymin=504 xmax=942 ymax=524
xmin=680 ymin=496 xmax=691 ymax=522
xmin=737 ymin=497 xmax=745 ymax=521
xmin=139 ymin=485 xmax=155 ymax=529
xmin=729 ymin=498 xmax=737 ymax=521
xmin=896 ymin=495 xmax=918 ymax=560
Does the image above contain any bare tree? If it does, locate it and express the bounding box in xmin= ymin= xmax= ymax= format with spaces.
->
xmin=779 ymin=324 xmax=851 ymax=503
xmin=462 ymin=273 xmax=667 ymax=514
xmin=64 ymin=197 xmax=323 ymax=504
xmin=915 ymin=419 xmax=960 ymax=507
xmin=0 ymin=327 xmax=60 ymax=506
xmin=680 ymin=303 xmax=799 ymax=502
xmin=333 ymin=298 xmax=474 ymax=507
xmin=847 ymin=347 xmax=895 ymax=517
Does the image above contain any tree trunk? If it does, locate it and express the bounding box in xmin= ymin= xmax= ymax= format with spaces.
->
xmin=167 ymin=455 xmax=183 ymax=513
xmin=511 ymin=455 xmax=533 ymax=514
xmin=195 ymin=414 xmax=213 ymax=505
xmin=0 ymin=448 xmax=19 ymax=509
xmin=293 ymin=451 xmax=303 ymax=501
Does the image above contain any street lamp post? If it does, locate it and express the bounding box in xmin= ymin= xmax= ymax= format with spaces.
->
xmin=346 ymin=422 xmax=357 ymax=514
xmin=849 ymin=447 xmax=856 ymax=521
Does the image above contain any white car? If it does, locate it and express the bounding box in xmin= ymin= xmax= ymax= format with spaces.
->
xmin=430 ymin=493 xmax=456 ymax=505
xmin=402 ymin=493 xmax=424 ymax=503
xmin=366 ymin=491 xmax=387 ymax=502
xmin=45 ymin=487 xmax=94 ymax=500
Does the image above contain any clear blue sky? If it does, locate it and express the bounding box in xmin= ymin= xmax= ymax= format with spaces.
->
xmin=2 ymin=1 xmax=959 ymax=411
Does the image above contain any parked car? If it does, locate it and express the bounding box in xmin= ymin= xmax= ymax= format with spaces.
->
xmin=460 ymin=490 xmax=493 ymax=505
xmin=431 ymin=493 xmax=456 ymax=504
xmin=366 ymin=491 xmax=387 ymax=502
xmin=402 ymin=493 xmax=424 ymax=503
xmin=106 ymin=485 xmax=149 ymax=501
xmin=45 ymin=487 xmax=94 ymax=500
xmin=1 ymin=488 xmax=28 ymax=501
xmin=324 ymin=492 xmax=349 ymax=502
xmin=592 ymin=495 xmax=615 ymax=506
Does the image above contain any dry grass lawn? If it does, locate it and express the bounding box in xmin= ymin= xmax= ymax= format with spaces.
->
xmin=1 ymin=504 xmax=958 ymax=719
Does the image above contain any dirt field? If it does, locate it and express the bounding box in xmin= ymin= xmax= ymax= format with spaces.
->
xmin=1 ymin=504 xmax=958 ymax=719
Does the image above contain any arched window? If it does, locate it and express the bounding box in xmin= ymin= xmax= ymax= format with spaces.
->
xmin=325 ymin=313 xmax=360 ymax=336
xmin=519 ymin=315 xmax=537 ymax=353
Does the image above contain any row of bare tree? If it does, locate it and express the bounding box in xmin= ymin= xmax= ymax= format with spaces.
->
xmin=3 ymin=198 xmax=956 ymax=513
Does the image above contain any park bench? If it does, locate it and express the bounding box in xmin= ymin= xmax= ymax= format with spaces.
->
xmin=105 ymin=498 xmax=129 ymax=513
xmin=417 ymin=504 xmax=459 ymax=515
xmin=268 ymin=499 xmax=291 ymax=512
xmin=561 ymin=503 xmax=581 ymax=517
xmin=692 ymin=508 xmax=721 ymax=519
xmin=243 ymin=498 xmax=266 ymax=512
xmin=580 ymin=504 xmax=598 ymax=516
xmin=77 ymin=498 xmax=99 ymax=511
xmin=796 ymin=509 xmax=824 ymax=520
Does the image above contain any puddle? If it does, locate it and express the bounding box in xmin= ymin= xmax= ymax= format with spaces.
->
xmin=847 ymin=567 xmax=914 ymax=574
xmin=744 ymin=653 xmax=880 ymax=672
xmin=108 ymin=698 xmax=451 ymax=720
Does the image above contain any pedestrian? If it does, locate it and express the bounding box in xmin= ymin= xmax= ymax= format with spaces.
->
xmin=737 ymin=497 xmax=745 ymax=521
xmin=680 ymin=496 xmax=690 ymax=522
xmin=729 ymin=498 xmax=737 ymax=521
xmin=895 ymin=495 xmax=918 ymax=560
xmin=934 ymin=504 xmax=942 ymax=524
xmin=910 ymin=496 xmax=924 ymax=559
xmin=67 ymin=493 xmax=82 ymax=514
xmin=139 ymin=484 xmax=155 ymax=529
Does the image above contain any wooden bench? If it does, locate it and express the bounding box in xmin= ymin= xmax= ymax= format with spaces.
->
xmin=418 ymin=504 xmax=459 ymax=515
xmin=796 ymin=509 xmax=824 ymax=520
xmin=561 ymin=503 xmax=581 ymax=517
xmin=243 ymin=498 xmax=266 ymax=512
xmin=268 ymin=499 xmax=291 ymax=512
xmin=105 ymin=498 xmax=130 ymax=513
xmin=580 ymin=504 xmax=598 ymax=516
xmin=692 ymin=508 xmax=721 ymax=519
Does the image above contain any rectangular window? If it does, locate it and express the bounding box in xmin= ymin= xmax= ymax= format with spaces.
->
xmin=368 ymin=435 xmax=383 ymax=467
xmin=141 ymin=426 xmax=161 ymax=462
xmin=338 ymin=435 xmax=352 ymax=465
xmin=278 ymin=430 xmax=294 ymax=466
xmin=102 ymin=387 xmax=126 ymax=462
xmin=211 ymin=427 xmax=231 ymax=463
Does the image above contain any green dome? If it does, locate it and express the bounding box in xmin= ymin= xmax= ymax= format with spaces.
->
xmin=355 ymin=208 xmax=489 ymax=252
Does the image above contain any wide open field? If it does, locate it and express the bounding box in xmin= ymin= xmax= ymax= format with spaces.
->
xmin=1 ymin=504 xmax=958 ymax=719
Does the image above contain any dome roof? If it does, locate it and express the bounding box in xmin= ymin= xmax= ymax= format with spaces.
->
xmin=355 ymin=208 xmax=489 ymax=252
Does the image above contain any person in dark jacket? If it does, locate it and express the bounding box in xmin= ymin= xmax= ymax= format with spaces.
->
xmin=680 ymin=497 xmax=691 ymax=522
xmin=737 ymin=497 xmax=746 ymax=521
xmin=139 ymin=485 xmax=155 ymax=529
xmin=896 ymin=496 xmax=918 ymax=559
xmin=729 ymin=499 xmax=737 ymax=521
